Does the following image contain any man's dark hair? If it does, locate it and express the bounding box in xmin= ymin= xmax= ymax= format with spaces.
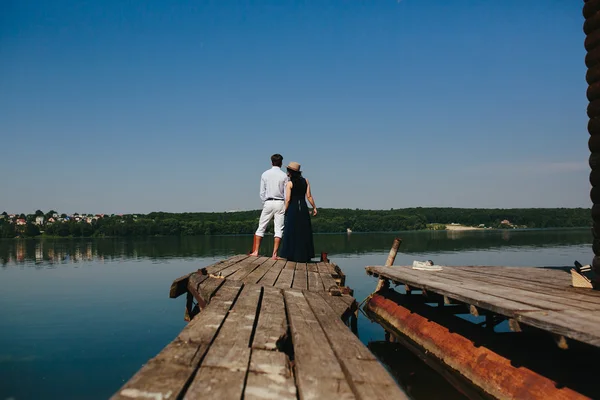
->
xmin=271 ymin=154 xmax=283 ymax=167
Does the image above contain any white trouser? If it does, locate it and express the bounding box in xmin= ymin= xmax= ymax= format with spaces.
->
xmin=255 ymin=200 xmax=285 ymax=238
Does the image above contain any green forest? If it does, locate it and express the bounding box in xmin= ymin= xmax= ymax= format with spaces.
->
xmin=0 ymin=208 xmax=592 ymax=239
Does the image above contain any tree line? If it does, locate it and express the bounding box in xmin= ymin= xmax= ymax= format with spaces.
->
xmin=0 ymin=208 xmax=592 ymax=238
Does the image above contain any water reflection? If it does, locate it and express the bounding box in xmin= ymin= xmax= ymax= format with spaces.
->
xmin=0 ymin=229 xmax=591 ymax=267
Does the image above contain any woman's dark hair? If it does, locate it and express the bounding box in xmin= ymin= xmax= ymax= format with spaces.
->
xmin=287 ymin=168 xmax=302 ymax=184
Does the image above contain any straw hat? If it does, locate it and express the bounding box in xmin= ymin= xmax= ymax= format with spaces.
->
xmin=287 ymin=162 xmax=301 ymax=172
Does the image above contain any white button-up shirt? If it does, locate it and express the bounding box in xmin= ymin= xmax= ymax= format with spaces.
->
xmin=260 ymin=167 xmax=288 ymax=202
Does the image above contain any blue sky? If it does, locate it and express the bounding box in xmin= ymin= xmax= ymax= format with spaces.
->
xmin=0 ymin=0 xmax=590 ymax=213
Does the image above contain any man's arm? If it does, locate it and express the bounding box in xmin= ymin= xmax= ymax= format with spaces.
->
xmin=259 ymin=175 xmax=267 ymax=202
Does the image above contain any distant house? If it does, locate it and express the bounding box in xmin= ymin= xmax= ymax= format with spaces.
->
xmin=501 ymin=219 xmax=511 ymax=225
xmin=16 ymin=218 xmax=26 ymax=226
xmin=35 ymin=216 xmax=45 ymax=225
xmin=47 ymin=217 xmax=56 ymax=224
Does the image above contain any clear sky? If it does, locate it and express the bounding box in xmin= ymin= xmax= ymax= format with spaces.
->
xmin=0 ymin=0 xmax=590 ymax=214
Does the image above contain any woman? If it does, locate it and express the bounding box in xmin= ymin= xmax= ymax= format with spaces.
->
xmin=279 ymin=162 xmax=317 ymax=262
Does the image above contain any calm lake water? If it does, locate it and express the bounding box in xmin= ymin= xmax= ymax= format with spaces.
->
xmin=0 ymin=229 xmax=592 ymax=399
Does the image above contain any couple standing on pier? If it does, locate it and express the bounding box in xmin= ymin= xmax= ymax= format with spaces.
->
xmin=249 ymin=153 xmax=317 ymax=261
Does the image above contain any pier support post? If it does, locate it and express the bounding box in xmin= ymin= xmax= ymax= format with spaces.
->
xmin=385 ymin=238 xmax=402 ymax=267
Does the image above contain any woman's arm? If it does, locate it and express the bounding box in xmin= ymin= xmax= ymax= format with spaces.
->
xmin=284 ymin=181 xmax=292 ymax=212
xmin=306 ymin=179 xmax=317 ymax=216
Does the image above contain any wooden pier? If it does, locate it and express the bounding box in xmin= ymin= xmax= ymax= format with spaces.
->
xmin=365 ymin=264 xmax=600 ymax=399
xmin=112 ymin=255 xmax=407 ymax=400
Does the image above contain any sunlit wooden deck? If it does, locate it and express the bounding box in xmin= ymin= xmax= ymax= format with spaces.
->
xmin=112 ymin=255 xmax=408 ymax=400
xmin=366 ymin=265 xmax=600 ymax=347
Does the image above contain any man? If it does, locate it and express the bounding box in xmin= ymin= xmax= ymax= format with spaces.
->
xmin=250 ymin=153 xmax=288 ymax=259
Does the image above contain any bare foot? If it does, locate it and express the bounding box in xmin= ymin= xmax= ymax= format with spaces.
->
xmin=272 ymin=255 xmax=284 ymax=260
xmin=248 ymin=251 xmax=259 ymax=256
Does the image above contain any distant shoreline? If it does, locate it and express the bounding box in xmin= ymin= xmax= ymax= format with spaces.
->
xmin=445 ymin=224 xmax=486 ymax=231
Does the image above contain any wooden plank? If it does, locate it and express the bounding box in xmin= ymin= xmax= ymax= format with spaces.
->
xmin=308 ymin=271 xmax=325 ymax=292
xmin=366 ymin=266 xmax=541 ymax=317
xmin=317 ymin=292 xmax=352 ymax=318
xmin=169 ymin=271 xmax=195 ymax=298
xmin=194 ymin=276 xmax=225 ymax=307
xmin=112 ymin=280 xmax=243 ymax=400
xmin=229 ymin=256 xmax=269 ymax=281
xmin=307 ymin=263 xmax=318 ymax=273
xmin=285 ymin=261 xmax=297 ymax=270
xmin=245 ymin=349 xmax=296 ymax=400
xmin=217 ymin=257 xmax=253 ymax=277
xmin=317 ymin=261 xmax=337 ymax=277
xmin=258 ymin=259 xmax=287 ymax=287
xmin=320 ymin=273 xmax=339 ymax=292
xmin=292 ymin=262 xmax=308 ymax=290
xmin=252 ymin=286 xmax=288 ymax=351
xmin=184 ymin=368 xmax=246 ymax=399
xmin=243 ymin=258 xmax=278 ymax=284
xmin=283 ymin=290 xmax=354 ymax=399
xmin=450 ymin=266 xmax=600 ymax=303
xmin=186 ymin=273 xmax=211 ymax=309
xmin=303 ymin=291 xmax=374 ymax=360
xmin=180 ymin=280 xmax=244 ymax=343
xmin=274 ymin=262 xmax=295 ymax=289
xmin=516 ymin=310 xmax=600 ymax=347
xmin=443 ymin=268 xmax=600 ymax=311
xmin=186 ymin=284 xmax=262 ymax=397
xmin=403 ymin=267 xmax=597 ymax=312
xmin=204 ymin=254 xmax=249 ymax=275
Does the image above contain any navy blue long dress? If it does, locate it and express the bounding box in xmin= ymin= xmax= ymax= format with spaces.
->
xmin=280 ymin=178 xmax=315 ymax=262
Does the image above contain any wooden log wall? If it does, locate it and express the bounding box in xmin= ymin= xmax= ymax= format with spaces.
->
xmin=585 ymin=0 xmax=600 ymax=274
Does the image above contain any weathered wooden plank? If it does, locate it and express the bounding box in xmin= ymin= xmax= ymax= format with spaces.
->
xmin=186 ymin=272 xmax=211 ymax=309
xmin=317 ymin=292 xmax=352 ymax=318
xmin=516 ymin=310 xmax=600 ymax=347
xmin=444 ymin=268 xmax=600 ymax=311
xmin=229 ymin=256 xmax=269 ymax=281
xmin=304 ymin=291 xmax=374 ymax=360
xmin=283 ymin=290 xmax=354 ymax=399
xmin=180 ymin=280 xmax=244 ymax=343
xmin=170 ymin=271 xmax=195 ymax=298
xmin=245 ymin=349 xmax=296 ymax=400
xmin=245 ymin=372 xmax=297 ymax=400
xmin=274 ymin=263 xmax=295 ymax=289
xmin=112 ymin=280 xmax=243 ymax=400
xmin=292 ymin=263 xmax=308 ymax=290
xmin=449 ymin=266 xmax=600 ymax=303
xmin=320 ymin=272 xmax=339 ymax=292
xmin=243 ymin=258 xmax=278 ymax=284
xmin=192 ymin=276 xmax=225 ymax=307
xmin=217 ymin=257 xmax=254 ymax=277
xmin=113 ymin=363 xmax=195 ymax=400
xmin=204 ymin=254 xmax=249 ymax=275
xmin=316 ymin=261 xmax=337 ymax=276
xmin=307 ymin=263 xmax=318 ymax=273
xmin=366 ymin=266 xmax=541 ymax=316
xmin=404 ymin=268 xmax=595 ymax=312
xmin=308 ymin=271 xmax=325 ymax=292
xmin=184 ymin=367 xmax=246 ymax=399
xmin=253 ymin=286 xmax=288 ymax=351
xmin=258 ymin=259 xmax=287 ymax=286
xmin=285 ymin=261 xmax=297 ymax=270
xmin=186 ymin=284 xmax=262 ymax=397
